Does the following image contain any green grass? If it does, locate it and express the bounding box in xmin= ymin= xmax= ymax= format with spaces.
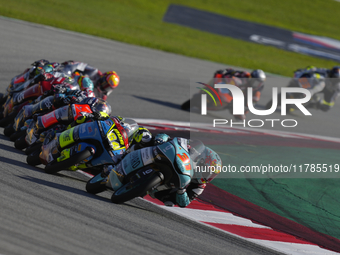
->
xmin=0 ymin=0 xmax=340 ymax=76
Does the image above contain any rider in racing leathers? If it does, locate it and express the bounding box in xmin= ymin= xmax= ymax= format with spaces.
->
xmin=60 ymin=61 xmax=120 ymax=100
xmin=12 ymin=59 xmax=120 ymax=100
xmin=211 ymin=68 xmax=266 ymax=120
xmin=147 ymin=133 xmax=222 ymax=207
xmin=292 ymin=66 xmax=340 ymax=112
xmin=97 ymin=132 xmax=222 ymax=208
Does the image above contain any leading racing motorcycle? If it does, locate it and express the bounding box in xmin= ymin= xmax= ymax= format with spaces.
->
xmin=86 ymin=137 xmax=198 ymax=204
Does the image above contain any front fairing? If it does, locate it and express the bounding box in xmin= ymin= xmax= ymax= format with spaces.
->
xmin=158 ymin=138 xmax=193 ymax=188
xmin=40 ymin=133 xmax=61 ymax=165
xmin=13 ymin=107 xmax=25 ymax=131
xmin=57 ymin=122 xmax=117 ymax=167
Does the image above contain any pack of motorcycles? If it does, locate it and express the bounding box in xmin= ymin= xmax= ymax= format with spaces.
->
xmin=0 ymin=61 xmax=198 ymax=204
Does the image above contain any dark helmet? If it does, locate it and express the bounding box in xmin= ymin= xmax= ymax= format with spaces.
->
xmin=249 ymin=69 xmax=266 ymax=89
xmin=329 ymin=66 xmax=340 ymax=78
xmin=80 ymin=97 xmax=112 ymax=115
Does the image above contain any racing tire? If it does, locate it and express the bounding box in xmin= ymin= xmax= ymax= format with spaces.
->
xmin=181 ymin=99 xmax=191 ymax=111
xmin=0 ymin=116 xmax=10 ymax=127
xmin=111 ymin=173 xmax=162 ymax=204
xmin=44 ymin=148 xmax=92 ymax=174
xmin=26 ymin=150 xmax=41 ymax=166
xmin=4 ymin=124 xmax=15 ymax=137
xmin=25 ymin=143 xmax=42 ymax=155
xmin=14 ymin=135 xmax=28 ymax=150
xmin=0 ymin=111 xmax=16 ymax=127
xmin=10 ymin=130 xmax=26 ymax=142
xmin=86 ymin=175 xmax=108 ymax=194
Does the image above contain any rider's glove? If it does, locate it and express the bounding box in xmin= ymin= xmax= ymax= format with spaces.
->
xmin=154 ymin=133 xmax=170 ymax=145
xmin=91 ymin=111 xmax=102 ymax=120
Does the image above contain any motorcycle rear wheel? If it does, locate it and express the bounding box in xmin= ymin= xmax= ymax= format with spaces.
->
xmin=111 ymin=173 xmax=162 ymax=204
xmin=26 ymin=150 xmax=41 ymax=166
xmin=10 ymin=130 xmax=26 ymax=142
xmin=25 ymin=143 xmax=42 ymax=155
xmin=44 ymin=148 xmax=92 ymax=174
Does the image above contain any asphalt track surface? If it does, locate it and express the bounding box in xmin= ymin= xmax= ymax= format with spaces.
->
xmin=0 ymin=16 xmax=338 ymax=255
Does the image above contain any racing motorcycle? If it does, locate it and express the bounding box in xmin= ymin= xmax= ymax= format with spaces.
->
xmin=35 ymin=117 xmax=135 ymax=175
xmin=0 ymin=63 xmax=56 ymax=115
xmin=85 ymin=137 xmax=197 ymax=204
xmin=5 ymin=95 xmax=56 ymax=138
xmin=181 ymin=77 xmax=241 ymax=112
xmin=15 ymin=98 xmax=110 ymax=152
xmin=0 ymin=73 xmax=76 ymax=127
xmin=265 ymin=75 xmax=322 ymax=112
xmin=7 ymin=85 xmax=89 ymax=140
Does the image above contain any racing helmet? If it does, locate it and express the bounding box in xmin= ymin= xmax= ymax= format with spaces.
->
xmin=97 ymin=71 xmax=120 ymax=96
xmin=249 ymin=69 xmax=266 ymax=89
xmin=329 ymin=66 xmax=340 ymax=86
xmin=111 ymin=116 xmax=139 ymax=145
xmin=329 ymin=66 xmax=340 ymax=78
xmin=81 ymin=97 xmax=112 ymax=115
xmin=42 ymin=64 xmax=54 ymax=74
xmin=190 ymin=141 xmax=222 ymax=184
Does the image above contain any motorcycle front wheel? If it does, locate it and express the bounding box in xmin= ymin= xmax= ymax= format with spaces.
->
xmin=111 ymin=173 xmax=162 ymax=204
xmin=44 ymin=148 xmax=92 ymax=174
xmin=25 ymin=143 xmax=42 ymax=155
xmin=26 ymin=150 xmax=41 ymax=166
xmin=86 ymin=174 xmax=108 ymax=194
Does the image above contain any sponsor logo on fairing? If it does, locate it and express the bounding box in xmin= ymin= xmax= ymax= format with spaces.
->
xmin=200 ymin=83 xmax=312 ymax=128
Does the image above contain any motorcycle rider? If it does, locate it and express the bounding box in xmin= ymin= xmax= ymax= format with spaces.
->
xmin=291 ymin=65 xmax=340 ymax=112
xmin=56 ymin=60 xmax=120 ymax=100
xmin=7 ymin=59 xmax=120 ymax=100
xmin=35 ymin=97 xmax=111 ymax=135
xmin=211 ymin=68 xmax=266 ymax=120
xmin=148 ymin=134 xmax=222 ymax=207
xmin=9 ymin=75 xmax=95 ymax=135
xmin=54 ymin=116 xmax=152 ymax=171
xmin=96 ymin=132 xmax=222 ymax=208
